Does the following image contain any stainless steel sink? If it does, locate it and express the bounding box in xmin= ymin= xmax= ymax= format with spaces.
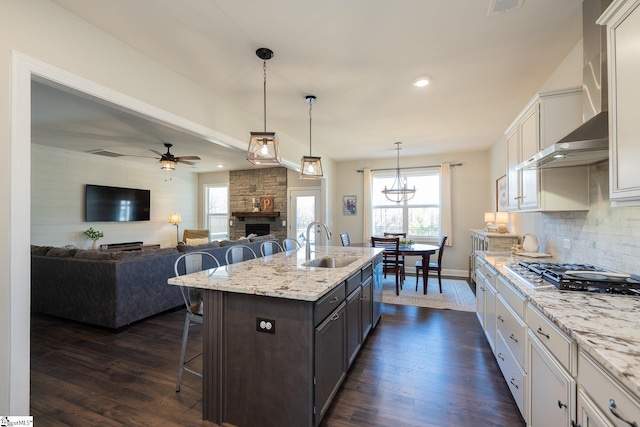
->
xmin=304 ymin=257 xmax=359 ymax=269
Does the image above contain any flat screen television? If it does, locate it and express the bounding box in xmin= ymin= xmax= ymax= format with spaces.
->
xmin=85 ymin=184 xmax=151 ymax=222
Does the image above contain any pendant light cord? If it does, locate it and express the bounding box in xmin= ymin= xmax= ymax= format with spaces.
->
xmin=263 ymin=60 xmax=267 ymax=132
xmin=309 ymin=100 xmax=313 ymax=156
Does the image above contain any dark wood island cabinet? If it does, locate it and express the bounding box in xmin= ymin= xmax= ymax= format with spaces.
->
xmin=169 ymin=246 xmax=383 ymax=427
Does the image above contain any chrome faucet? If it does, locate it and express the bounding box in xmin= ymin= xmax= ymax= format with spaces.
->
xmin=305 ymin=221 xmax=332 ymax=261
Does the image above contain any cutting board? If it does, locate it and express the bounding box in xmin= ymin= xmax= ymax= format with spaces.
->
xmin=518 ymin=252 xmax=552 ymax=258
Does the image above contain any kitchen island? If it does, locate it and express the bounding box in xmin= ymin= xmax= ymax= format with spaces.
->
xmin=477 ymin=252 xmax=640 ymax=425
xmin=168 ymin=245 xmax=383 ymax=427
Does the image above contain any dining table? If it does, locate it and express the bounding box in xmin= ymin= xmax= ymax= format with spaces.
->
xmin=352 ymin=241 xmax=439 ymax=294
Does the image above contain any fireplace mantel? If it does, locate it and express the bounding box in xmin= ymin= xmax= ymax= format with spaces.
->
xmin=231 ymin=212 xmax=281 ymax=221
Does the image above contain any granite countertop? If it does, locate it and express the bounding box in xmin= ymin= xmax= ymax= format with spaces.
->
xmin=168 ymin=246 xmax=382 ymax=302
xmin=480 ymin=251 xmax=640 ymax=399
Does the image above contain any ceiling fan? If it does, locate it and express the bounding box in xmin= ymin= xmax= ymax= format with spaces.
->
xmin=150 ymin=143 xmax=201 ymax=170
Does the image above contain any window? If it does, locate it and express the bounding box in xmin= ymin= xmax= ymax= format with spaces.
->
xmin=205 ymin=185 xmax=228 ymax=241
xmin=371 ymin=171 xmax=440 ymax=240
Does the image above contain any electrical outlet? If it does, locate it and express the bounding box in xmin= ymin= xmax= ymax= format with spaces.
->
xmin=563 ymin=238 xmax=571 ymax=250
xmin=256 ymin=317 xmax=276 ymax=334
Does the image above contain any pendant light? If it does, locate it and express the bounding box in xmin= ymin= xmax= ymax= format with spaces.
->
xmin=247 ymin=47 xmax=282 ymax=165
xmin=299 ymin=95 xmax=323 ymax=179
xmin=382 ymin=142 xmax=416 ymax=204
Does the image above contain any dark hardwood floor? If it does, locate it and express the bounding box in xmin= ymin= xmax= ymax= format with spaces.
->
xmin=30 ymin=280 xmax=524 ymax=427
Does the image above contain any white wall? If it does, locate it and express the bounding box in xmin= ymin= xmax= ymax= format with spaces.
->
xmin=333 ymin=150 xmax=491 ymax=275
xmin=0 ymin=0 xmax=336 ymax=413
xmin=32 ymin=145 xmax=197 ymax=248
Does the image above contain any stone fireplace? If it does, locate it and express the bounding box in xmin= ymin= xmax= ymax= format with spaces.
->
xmin=229 ymin=167 xmax=287 ymax=242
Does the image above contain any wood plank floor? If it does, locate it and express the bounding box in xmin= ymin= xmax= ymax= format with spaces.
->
xmin=30 ymin=281 xmax=524 ymax=427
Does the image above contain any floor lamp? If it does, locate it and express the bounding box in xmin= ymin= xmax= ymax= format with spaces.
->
xmin=169 ymin=213 xmax=181 ymax=244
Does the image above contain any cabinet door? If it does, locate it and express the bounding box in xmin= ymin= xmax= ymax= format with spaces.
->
xmin=475 ymin=268 xmax=486 ymax=328
xmin=608 ymin=1 xmax=640 ymax=205
xmin=519 ymin=106 xmax=540 ymax=210
xmin=315 ymin=302 xmax=346 ymax=423
xmin=528 ymin=331 xmax=576 ymax=427
xmin=361 ymin=276 xmax=373 ymax=340
xmin=346 ymin=287 xmax=362 ymax=367
xmin=576 ymin=388 xmax=615 ymax=427
xmin=485 ymin=282 xmax=497 ymax=353
xmin=372 ymin=260 xmax=383 ymax=328
xmin=506 ymin=128 xmax=520 ymax=211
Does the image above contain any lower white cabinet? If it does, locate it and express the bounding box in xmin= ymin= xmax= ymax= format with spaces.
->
xmin=575 ymin=388 xmax=615 ymax=427
xmin=578 ymin=350 xmax=640 ymax=427
xmin=527 ymin=328 xmax=576 ymax=427
xmin=496 ymin=330 xmax=526 ymax=417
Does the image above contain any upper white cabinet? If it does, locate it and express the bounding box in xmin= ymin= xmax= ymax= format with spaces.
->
xmin=505 ymin=88 xmax=590 ymax=212
xmin=598 ymin=0 xmax=640 ymax=206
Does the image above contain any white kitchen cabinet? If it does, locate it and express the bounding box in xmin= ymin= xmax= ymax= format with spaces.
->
xmin=485 ymin=273 xmax=497 ymax=353
xmin=505 ymin=87 xmax=590 ymax=212
xmin=475 ymin=256 xmax=486 ymax=328
xmin=598 ymin=0 xmax=640 ymax=206
xmin=578 ymin=350 xmax=640 ymax=427
xmin=528 ymin=328 xmax=576 ymax=427
xmin=576 ymin=388 xmax=615 ymax=427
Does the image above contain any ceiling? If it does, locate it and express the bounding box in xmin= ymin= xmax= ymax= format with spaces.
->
xmin=33 ymin=0 xmax=584 ymax=172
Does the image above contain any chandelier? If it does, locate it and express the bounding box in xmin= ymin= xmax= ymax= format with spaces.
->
xmin=382 ymin=142 xmax=416 ymax=203
xmin=247 ymin=47 xmax=282 ymax=165
xmin=299 ymin=95 xmax=323 ymax=179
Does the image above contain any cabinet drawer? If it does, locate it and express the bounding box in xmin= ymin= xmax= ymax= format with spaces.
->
xmin=497 ymin=275 xmax=526 ymax=319
xmin=345 ymin=271 xmax=361 ymax=295
xmin=496 ymin=295 xmax=526 ymax=368
xmin=526 ymin=303 xmax=576 ymax=373
xmin=496 ymin=331 xmax=526 ymax=418
xmin=579 ymin=351 xmax=640 ymax=427
xmin=315 ymin=282 xmax=346 ymax=326
xmin=484 ymin=264 xmax=498 ymax=287
xmin=361 ymin=262 xmax=373 ymax=282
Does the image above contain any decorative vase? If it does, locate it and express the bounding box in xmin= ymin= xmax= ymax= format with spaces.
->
xmin=92 ymin=240 xmax=100 ymax=250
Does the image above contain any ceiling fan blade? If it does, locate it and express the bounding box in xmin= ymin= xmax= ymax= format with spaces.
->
xmin=176 ymin=159 xmax=197 ymax=166
xmin=176 ymin=155 xmax=201 ymax=161
xmin=149 ymin=149 xmax=164 ymax=156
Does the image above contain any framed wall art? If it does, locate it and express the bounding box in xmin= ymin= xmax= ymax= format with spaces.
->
xmin=496 ymin=174 xmax=508 ymax=212
xmin=343 ymin=195 xmax=357 ymax=215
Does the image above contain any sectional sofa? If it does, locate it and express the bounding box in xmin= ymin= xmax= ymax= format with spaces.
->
xmin=31 ymin=236 xmax=275 ymax=331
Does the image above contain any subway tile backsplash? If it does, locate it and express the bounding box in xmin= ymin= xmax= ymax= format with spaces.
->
xmin=541 ymin=163 xmax=640 ymax=273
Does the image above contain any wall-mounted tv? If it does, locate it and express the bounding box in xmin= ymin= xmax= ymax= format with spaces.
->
xmin=85 ymin=184 xmax=151 ymax=222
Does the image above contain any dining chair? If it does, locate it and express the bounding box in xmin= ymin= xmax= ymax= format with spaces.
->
xmin=260 ymin=240 xmax=283 ymax=256
xmin=383 ymin=232 xmax=407 ymax=282
xmin=173 ymin=251 xmax=221 ymax=392
xmin=371 ymin=236 xmax=404 ymax=295
xmin=282 ymin=238 xmax=301 ymax=252
xmin=339 ymin=232 xmax=351 ymax=247
xmin=225 ymin=244 xmax=258 ymax=265
xmin=415 ymin=235 xmax=448 ymax=293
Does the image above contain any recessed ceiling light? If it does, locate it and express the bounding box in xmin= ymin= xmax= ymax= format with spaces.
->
xmin=412 ymin=76 xmax=430 ymax=87
xmin=217 ymin=164 xmax=224 ymax=168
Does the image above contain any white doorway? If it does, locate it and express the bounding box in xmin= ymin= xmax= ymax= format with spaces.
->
xmin=288 ymin=188 xmax=322 ymax=246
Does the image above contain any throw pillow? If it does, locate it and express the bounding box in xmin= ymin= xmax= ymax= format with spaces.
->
xmin=185 ymin=237 xmax=209 ymax=246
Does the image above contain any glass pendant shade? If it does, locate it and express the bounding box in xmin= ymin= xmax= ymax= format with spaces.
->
xmin=299 ymin=95 xmax=323 ymax=179
xmin=247 ymin=47 xmax=282 ymax=166
xmin=300 ymin=156 xmax=323 ymax=179
xmin=247 ymin=131 xmax=281 ymax=165
xmin=382 ymin=142 xmax=416 ymax=203
xmin=161 ymin=159 xmax=176 ymax=170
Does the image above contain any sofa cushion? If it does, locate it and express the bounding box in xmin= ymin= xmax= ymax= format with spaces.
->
xmin=219 ymin=238 xmax=250 ymax=247
xmin=45 ymin=247 xmax=77 ymax=257
xmin=31 ymin=245 xmax=53 ymax=256
xmin=74 ymin=250 xmax=117 ymax=260
xmin=177 ymin=241 xmax=221 ymax=253
xmin=185 ymin=237 xmax=209 ymax=246
xmin=249 ymin=234 xmax=276 ymax=242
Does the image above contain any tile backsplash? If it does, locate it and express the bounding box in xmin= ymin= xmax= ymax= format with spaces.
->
xmin=541 ymin=162 xmax=640 ymax=273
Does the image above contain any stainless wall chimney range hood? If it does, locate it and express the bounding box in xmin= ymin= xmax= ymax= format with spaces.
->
xmin=516 ymin=0 xmax=612 ymax=171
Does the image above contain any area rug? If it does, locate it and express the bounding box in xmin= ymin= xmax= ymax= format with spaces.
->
xmin=381 ymin=277 xmax=476 ymax=312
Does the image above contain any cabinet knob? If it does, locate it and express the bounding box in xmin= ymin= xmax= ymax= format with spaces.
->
xmin=497 ymin=353 xmax=505 ymax=361
xmin=329 ymin=296 xmax=339 ymax=304
xmin=509 ymin=333 xmax=518 ymax=343
xmin=497 ymin=315 xmax=504 ymax=322
xmin=536 ymin=326 xmax=550 ymax=339
xmin=509 ymin=378 xmax=519 ymax=389
xmin=557 ymin=400 xmax=567 ymax=409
